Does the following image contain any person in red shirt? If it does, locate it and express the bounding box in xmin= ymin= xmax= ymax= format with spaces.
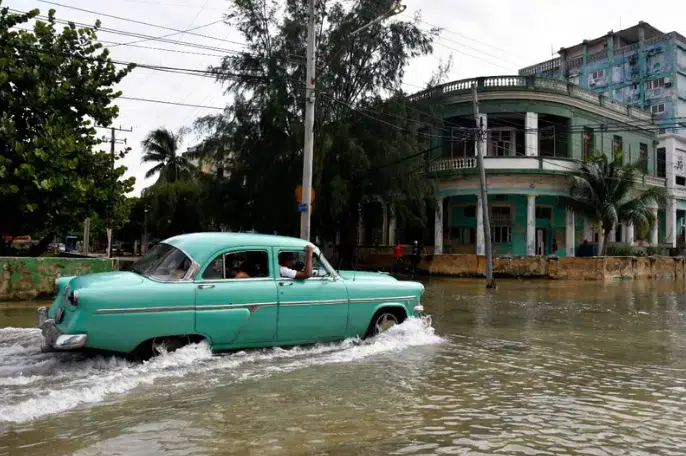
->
xmin=393 ymin=242 xmax=403 ymax=272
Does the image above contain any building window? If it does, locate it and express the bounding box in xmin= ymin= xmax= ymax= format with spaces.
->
xmin=535 ymin=207 xmax=552 ymax=219
xmin=657 ymin=147 xmax=666 ymax=178
xmin=583 ymin=127 xmax=594 ymax=160
xmin=590 ymin=69 xmax=605 ymax=79
xmin=488 ymin=129 xmax=514 ymax=157
xmin=615 ymin=225 xmax=622 ymax=243
xmin=639 ymin=143 xmax=648 ymax=173
xmin=491 ymin=206 xmax=512 ymax=244
xmin=677 ymin=176 xmax=686 ymax=187
xmin=651 ymin=103 xmax=666 ymax=115
xmin=612 ymin=135 xmax=623 ymax=161
xmin=492 ymin=226 xmax=512 ymax=244
xmin=646 ymin=78 xmax=665 ymax=90
xmin=453 ymin=227 xmax=475 ymax=244
xmin=463 ymin=205 xmax=476 ymax=218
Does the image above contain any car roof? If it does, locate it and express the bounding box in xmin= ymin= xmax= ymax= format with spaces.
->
xmin=163 ymin=232 xmax=314 ymax=265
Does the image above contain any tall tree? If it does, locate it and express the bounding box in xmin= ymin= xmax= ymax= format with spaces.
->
xmin=563 ymin=152 xmax=666 ymax=255
xmin=197 ymin=0 xmax=438 ymax=265
xmin=0 ymin=5 xmax=135 ymax=255
xmin=141 ymin=127 xmax=196 ymax=183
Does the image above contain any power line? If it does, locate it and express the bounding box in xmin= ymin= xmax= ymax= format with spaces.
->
xmin=118 ymin=96 xmax=225 ymax=109
xmin=34 ymin=1 xmax=246 ymax=48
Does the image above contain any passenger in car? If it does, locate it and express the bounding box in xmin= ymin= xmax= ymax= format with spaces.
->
xmin=279 ymin=245 xmax=313 ymax=279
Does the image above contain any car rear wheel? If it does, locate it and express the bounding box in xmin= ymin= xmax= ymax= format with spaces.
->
xmin=151 ymin=336 xmax=191 ymax=356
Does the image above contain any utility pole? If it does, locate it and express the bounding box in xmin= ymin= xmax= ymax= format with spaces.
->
xmin=299 ymin=0 xmax=316 ymax=241
xmin=107 ymin=126 xmax=132 ymax=258
xmin=472 ymin=84 xmax=495 ymax=289
xmin=298 ymin=1 xmax=406 ymax=241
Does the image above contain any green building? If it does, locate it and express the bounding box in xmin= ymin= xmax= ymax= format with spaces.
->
xmin=359 ymin=75 xmax=677 ymax=257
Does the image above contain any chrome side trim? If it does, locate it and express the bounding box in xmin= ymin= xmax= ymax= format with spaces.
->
xmin=348 ymin=296 xmax=415 ymax=303
xmin=95 ymin=306 xmax=196 ymax=314
xmin=195 ymin=277 xmax=275 ymax=284
xmin=196 ymin=302 xmax=277 ymax=310
xmin=279 ymin=299 xmax=349 ymax=307
xmin=94 ymin=296 xmax=416 ymax=314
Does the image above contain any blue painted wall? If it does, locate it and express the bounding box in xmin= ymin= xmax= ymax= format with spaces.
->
xmin=539 ymin=35 xmax=685 ymax=135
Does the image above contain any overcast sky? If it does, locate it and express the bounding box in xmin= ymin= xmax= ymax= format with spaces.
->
xmin=6 ymin=0 xmax=686 ymax=195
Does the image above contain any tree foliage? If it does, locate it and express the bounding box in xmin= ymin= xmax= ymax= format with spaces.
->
xmin=141 ymin=127 xmax=196 ymax=183
xmin=562 ymin=152 xmax=666 ymax=255
xmin=194 ymin=0 xmax=438 ymax=264
xmin=0 ymin=5 xmax=135 ymax=253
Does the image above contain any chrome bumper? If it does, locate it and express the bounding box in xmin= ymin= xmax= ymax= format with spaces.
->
xmin=413 ymin=304 xmax=424 ymax=315
xmin=37 ymin=307 xmax=87 ymax=351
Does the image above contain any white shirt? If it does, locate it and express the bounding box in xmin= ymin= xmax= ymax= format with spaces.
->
xmin=279 ymin=265 xmax=297 ymax=279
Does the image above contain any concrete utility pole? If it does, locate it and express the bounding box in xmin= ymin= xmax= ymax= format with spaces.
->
xmin=472 ymin=84 xmax=495 ymax=289
xmin=299 ymin=0 xmax=316 ymax=241
xmin=299 ymin=1 xmax=407 ymax=241
xmin=107 ymin=126 xmax=132 ymax=258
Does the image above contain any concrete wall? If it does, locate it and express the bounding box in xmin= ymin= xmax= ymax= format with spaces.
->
xmin=0 ymin=257 xmax=118 ymax=301
xmin=357 ymin=252 xmax=686 ymax=281
xmin=430 ymin=254 xmax=686 ymax=280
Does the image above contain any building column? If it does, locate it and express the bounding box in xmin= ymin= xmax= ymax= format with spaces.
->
xmin=626 ymin=224 xmax=635 ymax=246
xmin=474 ymin=114 xmax=487 ymax=156
xmin=527 ymin=194 xmax=536 ymax=256
xmin=381 ymin=202 xmax=389 ymax=245
xmin=650 ymin=207 xmax=659 ymax=246
xmin=583 ymin=217 xmax=593 ymax=243
xmin=476 ymin=194 xmax=485 ymax=255
xmin=388 ymin=206 xmax=397 ymax=246
xmin=565 ymin=209 xmax=575 ymax=257
xmin=667 ymin=197 xmax=677 ymax=247
xmin=434 ymin=197 xmax=444 ymax=254
xmin=525 ymin=112 xmax=539 ymax=157
xmin=357 ymin=205 xmax=364 ymax=246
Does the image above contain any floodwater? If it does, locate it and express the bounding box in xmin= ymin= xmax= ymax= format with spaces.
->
xmin=2 ymin=279 xmax=686 ymax=455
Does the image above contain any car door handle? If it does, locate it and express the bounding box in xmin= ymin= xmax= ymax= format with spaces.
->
xmin=197 ymin=284 xmax=215 ymax=289
xmin=279 ymin=282 xmax=293 ymax=287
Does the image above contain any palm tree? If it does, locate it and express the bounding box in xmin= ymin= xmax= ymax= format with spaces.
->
xmin=141 ymin=127 xmax=195 ymax=183
xmin=563 ymin=152 xmax=666 ymax=256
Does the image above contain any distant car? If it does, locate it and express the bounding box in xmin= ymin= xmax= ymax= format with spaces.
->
xmin=37 ymin=233 xmax=425 ymax=359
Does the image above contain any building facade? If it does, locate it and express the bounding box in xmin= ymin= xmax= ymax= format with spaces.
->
xmin=520 ymin=22 xmax=686 ymax=136
xmin=359 ymin=75 xmax=686 ymax=256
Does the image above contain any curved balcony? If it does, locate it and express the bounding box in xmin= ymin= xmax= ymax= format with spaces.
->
xmin=427 ymin=156 xmax=667 ymax=187
xmin=408 ymin=75 xmax=654 ymax=123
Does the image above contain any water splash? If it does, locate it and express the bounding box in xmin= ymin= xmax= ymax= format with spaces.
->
xmin=0 ymin=316 xmax=442 ymax=424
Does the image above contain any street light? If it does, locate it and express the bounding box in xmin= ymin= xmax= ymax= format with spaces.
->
xmin=299 ymin=1 xmax=407 ymax=241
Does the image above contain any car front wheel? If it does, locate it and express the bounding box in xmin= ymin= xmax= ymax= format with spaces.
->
xmin=366 ymin=309 xmax=403 ymax=338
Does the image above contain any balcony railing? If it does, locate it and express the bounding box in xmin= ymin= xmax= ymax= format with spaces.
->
xmin=408 ymin=76 xmax=653 ymax=123
xmin=427 ymin=156 xmax=668 ymax=187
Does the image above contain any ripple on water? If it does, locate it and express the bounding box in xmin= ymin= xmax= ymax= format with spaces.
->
xmin=0 ymin=317 xmax=443 ymax=426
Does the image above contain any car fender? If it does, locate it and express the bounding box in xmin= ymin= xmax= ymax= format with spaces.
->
xmin=370 ymin=301 xmax=410 ymax=319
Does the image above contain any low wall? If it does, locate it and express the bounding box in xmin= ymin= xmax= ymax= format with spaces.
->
xmin=358 ymin=253 xmax=686 ymax=280
xmin=0 ymin=257 xmax=119 ymax=301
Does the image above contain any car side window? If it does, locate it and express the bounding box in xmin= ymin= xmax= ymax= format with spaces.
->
xmin=279 ymin=250 xmax=330 ymax=278
xmin=202 ymin=250 xmax=270 ymax=280
xmin=203 ymin=255 xmax=224 ymax=280
xmin=224 ymin=250 xmax=270 ymax=279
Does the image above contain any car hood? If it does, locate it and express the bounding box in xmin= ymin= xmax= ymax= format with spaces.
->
xmin=337 ymin=270 xmax=397 ymax=282
xmin=67 ymin=271 xmax=145 ymax=290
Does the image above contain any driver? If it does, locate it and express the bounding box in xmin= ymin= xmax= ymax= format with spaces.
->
xmin=278 ymin=245 xmax=313 ymax=279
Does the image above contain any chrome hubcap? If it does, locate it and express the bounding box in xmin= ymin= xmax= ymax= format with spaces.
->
xmin=374 ymin=313 xmax=398 ymax=335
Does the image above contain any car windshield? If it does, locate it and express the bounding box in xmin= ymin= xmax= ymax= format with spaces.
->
xmin=131 ymin=243 xmax=193 ymax=281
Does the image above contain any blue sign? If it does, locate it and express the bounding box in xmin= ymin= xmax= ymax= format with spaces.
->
xmin=298 ymin=203 xmax=308 ymax=213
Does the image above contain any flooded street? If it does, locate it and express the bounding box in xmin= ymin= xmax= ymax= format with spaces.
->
xmin=3 ymin=279 xmax=686 ymax=455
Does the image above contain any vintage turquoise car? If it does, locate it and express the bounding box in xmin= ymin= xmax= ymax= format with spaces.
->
xmin=37 ymin=233 xmax=425 ymax=359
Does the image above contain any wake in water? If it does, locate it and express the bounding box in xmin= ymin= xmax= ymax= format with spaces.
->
xmin=0 ymin=317 xmax=443 ymax=425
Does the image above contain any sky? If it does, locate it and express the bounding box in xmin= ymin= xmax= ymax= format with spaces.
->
xmin=6 ymin=0 xmax=686 ymax=195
